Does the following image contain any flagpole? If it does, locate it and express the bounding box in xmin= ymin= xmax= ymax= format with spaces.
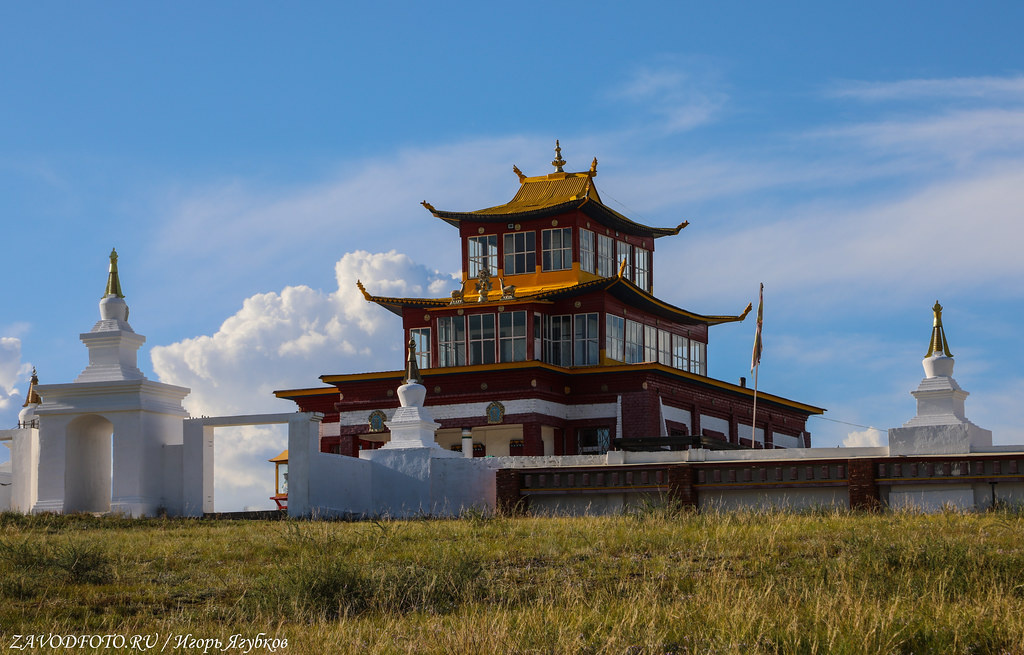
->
xmin=751 ymin=362 xmax=759 ymax=448
xmin=750 ymin=283 xmax=764 ymax=448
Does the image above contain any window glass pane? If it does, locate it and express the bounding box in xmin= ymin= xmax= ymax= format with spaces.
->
xmin=544 ymin=315 xmax=572 ymax=366
xmin=542 ymin=228 xmax=573 ymax=272
xmin=606 ymin=315 xmax=624 ymax=362
xmin=690 ymin=340 xmax=706 ymax=376
xmin=672 ymin=335 xmax=689 ymax=370
xmin=468 ymin=235 xmax=498 ymax=277
xmin=573 ymin=312 xmax=599 ymax=366
xmin=437 ymin=317 xmax=465 ymax=367
xmin=658 ymin=329 xmax=671 ymax=365
xmin=499 ymin=311 xmax=527 ymax=362
xmin=580 ymin=229 xmax=596 ymax=274
xmin=578 ymin=427 xmax=611 ymax=454
xmin=625 ymin=319 xmax=643 ymax=364
xmin=617 ymin=241 xmax=633 ymax=279
xmin=468 ymin=314 xmax=496 ymax=365
xmin=533 ymin=313 xmax=543 ymax=360
xmin=597 ymin=235 xmax=615 ymax=277
xmin=410 ymin=328 xmax=431 ymax=368
xmin=503 ymin=231 xmax=536 ymax=275
xmin=635 ymin=248 xmax=650 ymax=292
xmin=644 ymin=325 xmax=658 ymax=362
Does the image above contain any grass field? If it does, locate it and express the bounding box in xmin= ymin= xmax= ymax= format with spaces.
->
xmin=2 ymin=506 xmax=1024 ymax=654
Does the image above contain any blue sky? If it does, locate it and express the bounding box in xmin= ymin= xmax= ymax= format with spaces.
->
xmin=4 ymin=3 xmax=1024 ymax=510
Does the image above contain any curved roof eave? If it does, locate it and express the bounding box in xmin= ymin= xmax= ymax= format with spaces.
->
xmin=425 ymin=199 xmax=686 ymax=239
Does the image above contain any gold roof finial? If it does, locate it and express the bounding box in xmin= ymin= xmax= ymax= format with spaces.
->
xmin=513 ymin=165 xmax=526 ymax=183
xmin=104 ymin=248 xmax=125 ymax=299
xmin=405 ymin=337 xmax=422 ymax=385
xmin=589 ymin=157 xmax=598 ymax=176
xmin=551 ymin=140 xmax=566 ymax=173
xmin=925 ymin=300 xmax=953 ymax=358
xmin=22 ymin=367 xmax=41 ymax=407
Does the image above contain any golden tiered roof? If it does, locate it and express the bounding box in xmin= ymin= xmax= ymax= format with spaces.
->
xmin=356 ymin=274 xmax=751 ymax=326
xmin=422 ymin=142 xmax=687 ymax=239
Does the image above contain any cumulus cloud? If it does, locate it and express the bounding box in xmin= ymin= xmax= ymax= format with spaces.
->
xmin=150 ymin=250 xmax=452 ymax=510
xmin=0 ymin=337 xmax=25 ymax=415
xmin=842 ymin=427 xmax=886 ymax=448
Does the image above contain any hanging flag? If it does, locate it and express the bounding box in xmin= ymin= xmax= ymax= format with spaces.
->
xmin=751 ymin=283 xmax=763 ymax=372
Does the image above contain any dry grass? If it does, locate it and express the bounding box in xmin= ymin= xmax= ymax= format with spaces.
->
xmin=2 ymin=507 xmax=1024 ymax=654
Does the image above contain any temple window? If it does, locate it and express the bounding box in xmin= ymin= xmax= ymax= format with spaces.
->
xmin=542 ymin=227 xmax=573 ymax=272
xmin=502 ymin=231 xmax=536 ymax=275
xmin=544 ymin=315 xmax=573 ymax=366
xmin=468 ymin=313 xmax=496 ymax=365
xmin=533 ymin=313 xmax=543 ymax=360
xmin=672 ymin=334 xmax=689 ymax=370
xmin=625 ymin=319 xmax=644 ymax=364
xmin=573 ymin=313 xmax=600 ymax=366
xmin=644 ymin=325 xmax=658 ymax=362
xmin=658 ymin=329 xmax=672 ymax=365
xmin=498 ymin=311 xmax=527 ymax=362
xmin=410 ymin=328 xmax=431 ymax=368
xmin=617 ymin=241 xmax=633 ymax=279
xmin=437 ymin=316 xmax=466 ymax=367
xmin=606 ymin=315 xmax=625 ymax=361
xmin=580 ymin=229 xmax=596 ymax=273
xmin=690 ymin=340 xmax=707 ymax=375
xmin=468 ymin=235 xmax=498 ymax=277
xmin=597 ymin=234 xmax=615 ymax=276
xmin=578 ymin=427 xmax=611 ymax=454
xmin=635 ymin=248 xmax=650 ymax=292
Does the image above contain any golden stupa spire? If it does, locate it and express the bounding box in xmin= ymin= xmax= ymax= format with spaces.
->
xmin=551 ymin=140 xmax=566 ymax=173
xmin=405 ymin=337 xmax=422 ymax=385
xmin=104 ymin=248 xmax=124 ymax=298
xmin=925 ymin=300 xmax=953 ymax=358
xmin=22 ymin=367 xmax=41 ymax=407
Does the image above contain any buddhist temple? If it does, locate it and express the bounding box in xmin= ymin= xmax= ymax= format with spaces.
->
xmin=276 ymin=143 xmax=824 ymax=457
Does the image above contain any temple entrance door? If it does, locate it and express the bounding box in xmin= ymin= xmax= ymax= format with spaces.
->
xmin=64 ymin=414 xmax=113 ymax=514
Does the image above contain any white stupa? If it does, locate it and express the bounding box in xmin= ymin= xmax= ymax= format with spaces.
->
xmin=888 ymin=301 xmax=992 ymax=455
xmin=32 ymin=249 xmax=190 ymax=516
xmin=380 ymin=337 xmax=446 ymax=450
xmin=17 ymin=368 xmax=41 ymax=428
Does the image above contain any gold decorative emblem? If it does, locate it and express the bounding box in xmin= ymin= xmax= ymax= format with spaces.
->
xmin=368 ymin=410 xmax=387 ymax=433
xmin=486 ymin=401 xmax=505 ymax=424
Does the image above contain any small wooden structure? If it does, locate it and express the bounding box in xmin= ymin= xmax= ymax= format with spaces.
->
xmin=269 ymin=450 xmax=288 ymax=510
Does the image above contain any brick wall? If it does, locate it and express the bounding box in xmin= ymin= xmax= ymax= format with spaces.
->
xmin=666 ymin=464 xmax=697 ymax=507
xmin=495 ymin=468 xmax=527 ymax=515
xmin=847 ymin=458 xmax=880 ymax=511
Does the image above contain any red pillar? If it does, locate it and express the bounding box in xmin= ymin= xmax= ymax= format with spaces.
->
xmin=523 ymin=423 xmax=544 ymax=456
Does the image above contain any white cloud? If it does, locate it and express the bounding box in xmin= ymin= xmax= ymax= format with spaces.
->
xmin=660 ymin=165 xmax=1024 ymax=312
xmin=830 ymin=76 xmax=1024 ymax=102
xmin=613 ymin=61 xmax=727 ymax=133
xmin=812 ymin=109 xmax=1024 ymax=164
xmin=842 ymin=427 xmax=886 ymax=448
xmin=150 ymin=250 xmax=451 ymax=511
xmin=0 ymin=337 xmax=25 ymax=415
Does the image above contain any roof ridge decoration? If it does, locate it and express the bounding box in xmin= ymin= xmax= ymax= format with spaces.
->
xmin=925 ymin=300 xmax=953 ymax=358
xmin=551 ymin=139 xmax=566 ymax=172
